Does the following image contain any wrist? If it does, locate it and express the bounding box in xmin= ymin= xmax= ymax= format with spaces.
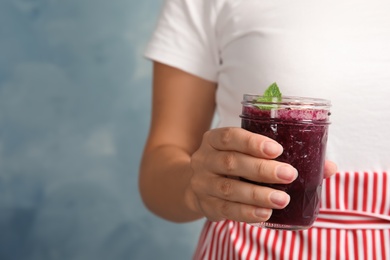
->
xmin=184 ymin=185 xmax=203 ymax=219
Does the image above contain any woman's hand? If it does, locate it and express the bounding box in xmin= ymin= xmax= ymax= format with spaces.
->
xmin=324 ymin=160 xmax=337 ymax=178
xmin=186 ymin=127 xmax=297 ymax=223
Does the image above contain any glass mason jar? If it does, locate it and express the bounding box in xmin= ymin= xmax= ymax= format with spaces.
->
xmin=240 ymin=95 xmax=331 ymax=230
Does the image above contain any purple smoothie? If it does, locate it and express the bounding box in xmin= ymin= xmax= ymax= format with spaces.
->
xmin=240 ymin=96 xmax=330 ymax=230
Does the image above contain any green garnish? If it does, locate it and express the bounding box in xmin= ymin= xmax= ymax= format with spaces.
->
xmin=255 ymin=82 xmax=282 ymax=109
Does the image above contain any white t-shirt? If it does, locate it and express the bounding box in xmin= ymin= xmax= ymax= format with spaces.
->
xmin=145 ymin=0 xmax=390 ymax=173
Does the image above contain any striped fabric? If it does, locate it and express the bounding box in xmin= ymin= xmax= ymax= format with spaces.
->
xmin=193 ymin=172 xmax=390 ymax=260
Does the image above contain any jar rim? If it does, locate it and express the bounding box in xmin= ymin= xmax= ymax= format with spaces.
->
xmin=242 ymin=94 xmax=331 ymax=107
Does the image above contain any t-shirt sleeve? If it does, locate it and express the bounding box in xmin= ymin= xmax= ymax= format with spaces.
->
xmin=144 ymin=0 xmax=219 ymax=82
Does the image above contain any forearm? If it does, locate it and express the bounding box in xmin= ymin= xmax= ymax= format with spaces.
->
xmin=139 ymin=63 xmax=216 ymax=222
xmin=139 ymin=145 xmax=203 ymax=223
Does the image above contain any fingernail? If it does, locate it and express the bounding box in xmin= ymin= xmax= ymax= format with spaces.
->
xmin=263 ymin=141 xmax=283 ymax=157
xmin=255 ymin=208 xmax=271 ymax=218
xmin=276 ymin=165 xmax=298 ymax=182
xmin=270 ymin=192 xmax=290 ymax=207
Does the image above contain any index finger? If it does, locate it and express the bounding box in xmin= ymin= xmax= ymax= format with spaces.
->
xmin=206 ymin=127 xmax=283 ymax=159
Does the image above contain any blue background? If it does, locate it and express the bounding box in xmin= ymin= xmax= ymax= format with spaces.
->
xmin=0 ymin=0 xmax=203 ymax=259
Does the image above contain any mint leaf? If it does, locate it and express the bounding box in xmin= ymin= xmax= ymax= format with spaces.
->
xmin=255 ymin=82 xmax=282 ymax=109
xmin=259 ymin=82 xmax=282 ymax=102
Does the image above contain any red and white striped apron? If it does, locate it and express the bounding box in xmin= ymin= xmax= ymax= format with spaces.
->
xmin=193 ymin=171 xmax=390 ymax=260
